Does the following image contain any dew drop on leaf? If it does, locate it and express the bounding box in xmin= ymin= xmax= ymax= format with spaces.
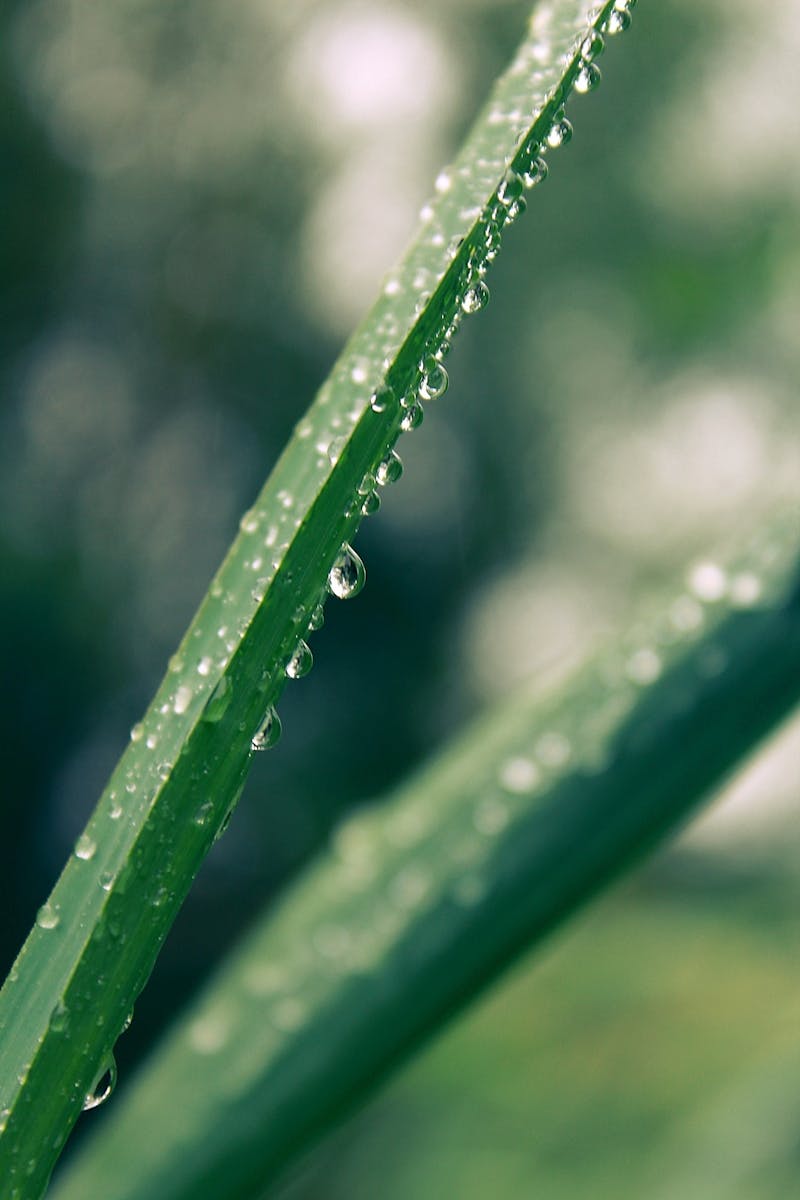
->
xmin=461 ymin=281 xmax=490 ymax=315
xmin=74 ymin=833 xmax=96 ymax=862
xmin=574 ymin=61 xmax=601 ymax=94
xmin=202 ymin=675 xmax=232 ymax=723
xmin=327 ymin=544 xmax=366 ymax=600
xmin=418 ymin=361 xmax=449 ymax=401
xmin=83 ymin=1054 xmax=117 ymax=1112
xmin=376 ymin=451 xmax=403 ymax=487
xmin=400 ymin=402 xmax=424 ymax=433
xmin=252 ymin=706 xmax=282 ymax=751
xmin=370 ymin=383 xmax=396 ymax=414
xmin=285 ymin=639 xmax=313 ymax=680
xmin=36 ymin=903 xmax=59 ymax=931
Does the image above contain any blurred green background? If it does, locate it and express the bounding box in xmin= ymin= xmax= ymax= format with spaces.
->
xmin=1 ymin=0 xmax=799 ymax=1195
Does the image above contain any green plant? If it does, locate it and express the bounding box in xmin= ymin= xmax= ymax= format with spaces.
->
xmin=1 ymin=1 xmax=798 ymax=1197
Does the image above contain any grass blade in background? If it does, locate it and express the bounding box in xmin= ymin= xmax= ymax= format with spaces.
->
xmin=0 ymin=2 xmax=631 ymax=1194
xmin=50 ymin=517 xmax=800 ymax=1200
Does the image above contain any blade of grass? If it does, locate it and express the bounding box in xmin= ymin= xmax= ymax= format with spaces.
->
xmin=0 ymin=2 xmax=631 ymax=1194
xmin=51 ymin=518 xmax=800 ymax=1200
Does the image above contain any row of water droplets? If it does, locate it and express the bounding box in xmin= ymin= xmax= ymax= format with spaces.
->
xmin=250 ymin=3 xmax=636 ymax=754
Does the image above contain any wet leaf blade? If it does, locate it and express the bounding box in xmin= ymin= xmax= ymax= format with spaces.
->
xmin=0 ymin=2 xmax=622 ymax=1194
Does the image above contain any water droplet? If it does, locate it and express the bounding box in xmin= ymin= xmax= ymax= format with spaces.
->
xmin=239 ymin=510 xmax=259 ymax=534
xmin=521 ymin=156 xmax=548 ymax=189
xmin=285 ymin=639 xmax=313 ymax=680
xmin=172 ymin=684 xmax=193 ymax=715
xmin=130 ymin=722 xmax=144 ymax=743
xmin=370 ymin=383 xmax=396 ymax=414
xmin=546 ymin=117 xmax=573 ymax=149
xmin=121 ymin=1009 xmax=134 ymax=1034
xmin=606 ymin=5 xmax=632 ymax=35
xmin=202 ymin=675 xmax=232 ymax=723
xmin=308 ymin=602 xmax=326 ymax=632
xmin=357 ymin=471 xmax=376 ymax=496
xmin=688 ymin=561 xmax=727 ymax=602
xmin=197 ymin=656 xmax=213 ymax=677
xmin=361 ymin=490 xmax=381 ymax=517
xmin=461 ymin=281 xmax=490 ymax=315
xmin=434 ymin=170 xmax=451 ymax=193
xmin=580 ymin=30 xmax=604 ymax=60
xmin=49 ymin=1001 xmax=69 ymax=1033
xmin=328 ymin=544 xmax=366 ymax=600
xmin=497 ymin=170 xmax=523 ymax=206
xmin=499 ymin=756 xmax=540 ymax=794
xmin=418 ymin=361 xmax=449 ymax=401
xmin=376 ymin=450 xmax=403 ymax=487
xmin=327 ymin=437 xmax=346 ymax=465
xmin=100 ymin=871 xmax=114 ymax=891
xmin=574 ymin=61 xmax=601 ymax=93
xmin=252 ymin=706 xmax=282 ymax=751
xmin=83 ymin=1054 xmax=117 ymax=1111
xmin=400 ymin=402 xmax=424 ymax=433
xmin=145 ymin=732 xmax=159 ymax=750
xmin=74 ymin=833 xmax=96 ymax=862
xmin=36 ymin=903 xmax=59 ymax=931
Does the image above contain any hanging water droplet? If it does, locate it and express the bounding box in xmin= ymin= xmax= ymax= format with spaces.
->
xmin=252 ymin=706 xmax=282 ymax=751
xmin=285 ymin=639 xmax=313 ymax=680
xmin=36 ymin=903 xmax=59 ymax=931
xmin=83 ymin=1054 xmax=117 ymax=1111
xmin=327 ymin=437 xmax=346 ymax=465
xmin=172 ymin=684 xmax=193 ymax=715
xmin=202 ymin=675 xmax=232 ymax=723
xmin=606 ymin=5 xmax=632 ymax=34
xmin=546 ymin=117 xmax=573 ymax=149
xmin=504 ymin=196 xmax=526 ymax=224
xmin=49 ymin=1001 xmax=69 ymax=1034
xmin=574 ymin=61 xmax=601 ymax=93
xmin=74 ymin=833 xmax=96 ymax=862
xmin=370 ymin=383 xmax=396 ymax=414
xmin=418 ymin=361 xmax=449 ymax=401
xmin=497 ymin=170 xmax=523 ymax=207
xmin=375 ymin=450 xmax=403 ymax=487
xmin=308 ymin=602 xmax=326 ymax=632
xmin=130 ymin=722 xmax=144 ymax=743
xmin=580 ymin=30 xmax=604 ymax=60
xmin=400 ymin=403 xmax=424 ymax=433
xmin=521 ymin=156 xmax=548 ymax=189
xmin=461 ymin=281 xmax=490 ymax=315
xmin=327 ymin=544 xmax=366 ymax=600
xmin=361 ymin=490 xmax=381 ymax=517
xmin=357 ymin=471 xmax=376 ymax=496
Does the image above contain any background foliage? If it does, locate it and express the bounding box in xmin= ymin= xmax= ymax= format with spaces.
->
xmin=1 ymin=0 xmax=798 ymax=1195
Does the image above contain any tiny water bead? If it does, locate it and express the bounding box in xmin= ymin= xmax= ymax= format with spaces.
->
xmin=580 ymin=29 xmax=605 ymax=60
xmin=418 ymin=361 xmax=449 ymax=402
xmin=370 ymin=383 xmax=396 ymax=414
xmin=129 ymin=722 xmax=144 ymax=743
xmin=520 ymin=156 xmax=548 ymax=189
xmin=172 ymin=684 xmax=193 ymax=715
xmin=285 ymin=639 xmax=313 ymax=680
xmin=499 ymin=755 xmax=541 ymax=794
xmin=308 ymin=602 xmax=326 ymax=632
xmin=376 ymin=450 xmax=403 ymax=487
xmin=497 ymin=170 xmax=523 ymax=207
xmin=400 ymin=402 xmax=424 ymax=433
xmin=327 ymin=544 xmax=366 ymax=599
xmin=36 ymin=903 xmax=59 ymax=931
xmin=252 ymin=706 xmax=281 ymax=751
xmin=74 ymin=833 xmax=96 ymax=862
xmin=546 ymin=115 xmax=573 ymax=149
xmin=202 ymin=675 xmax=232 ymax=723
xmin=574 ymin=61 xmax=601 ymax=94
xmin=461 ymin=281 xmax=490 ymax=315
xmin=83 ymin=1054 xmax=117 ymax=1112
xmin=361 ymin=490 xmax=381 ymax=517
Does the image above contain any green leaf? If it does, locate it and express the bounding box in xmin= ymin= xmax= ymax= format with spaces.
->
xmin=0 ymin=2 xmax=630 ymax=1194
xmin=51 ymin=518 xmax=800 ymax=1200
